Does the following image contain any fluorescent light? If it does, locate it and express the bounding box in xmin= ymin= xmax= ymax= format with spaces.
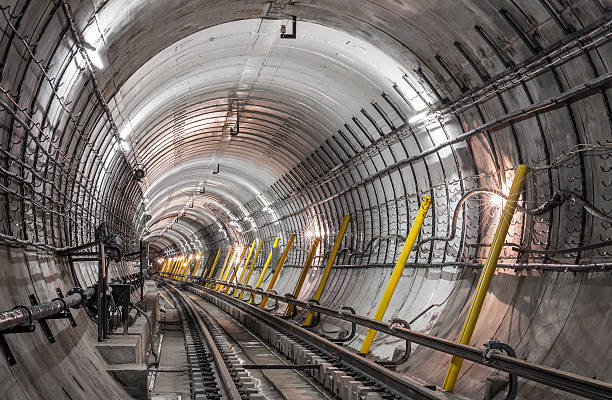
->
xmin=119 ymin=140 xmax=130 ymax=151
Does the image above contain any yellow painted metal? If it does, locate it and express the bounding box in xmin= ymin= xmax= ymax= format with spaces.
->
xmin=223 ymin=244 xmax=248 ymax=294
xmin=238 ymin=240 xmax=264 ymax=299
xmin=233 ymin=240 xmax=256 ymax=297
xmin=165 ymin=258 xmax=176 ymax=277
xmin=249 ymin=237 xmax=281 ymax=304
xmin=205 ymin=248 xmax=222 ymax=286
xmin=159 ymin=260 xmax=167 ymax=274
xmin=170 ymin=256 xmax=182 ymax=278
xmin=218 ymin=246 xmax=240 ymax=291
xmin=285 ymin=237 xmax=321 ymax=317
xmin=215 ymin=247 xmax=236 ymax=290
xmin=442 ymin=164 xmax=529 ymax=391
xmin=187 ymin=252 xmax=204 ymax=282
xmin=360 ymin=196 xmax=432 ymax=354
xmin=177 ymin=256 xmax=191 ymax=280
xmin=213 ymin=246 xmax=234 ymax=289
xmin=304 ymin=215 xmax=351 ymax=326
xmin=260 ymin=234 xmax=296 ymax=309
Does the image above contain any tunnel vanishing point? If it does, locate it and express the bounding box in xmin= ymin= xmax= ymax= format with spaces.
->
xmin=0 ymin=1 xmax=611 ymax=399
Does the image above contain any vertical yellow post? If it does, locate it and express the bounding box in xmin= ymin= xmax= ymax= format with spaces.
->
xmin=260 ymin=234 xmax=296 ymax=309
xmin=360 ymin=196 xmax=432 ymax=354
xmin=218 ymin=246 xmax=240 ymax=291
xmin=442 ymin=164 xmax=529 ymax=391
xmin=159 ymin=260 xmax=168 ymax=275
xmin=170 ymin=256 xmax=182 ymax=278
xmin=304 ymin=215 xmax=351 ymax=326
xmin=239 ymin=240 xmax=264 ymax=299
xmin=234 ymin=240 xmax=257 ymax=297
xmin=180 ymin=255 xmax=193 ymax=281
xmin=249 ymin=237 xmax=280 ymax=304
xmin=213 ymin=246 xmax=234 ymax=289
xmin=285 ymin=237 xmax=321 ymax=317
xmin=187 ymin=252 xmax=204 ymax=282
xmin=223 ymin=245 xmax=248 ymax=294
xmin=205 ymin=248 xmax=222 ymax=286
xmin=165 ymin=257 xmax=176 ymax=277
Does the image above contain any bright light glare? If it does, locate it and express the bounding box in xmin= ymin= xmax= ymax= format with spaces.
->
xmin=119 ymin=140 xmax=130 ymax=151
xmin=86 ymin=47 xmax=104 ymax=69
xmin=408 ymin=110 xmax=429 ymax=124
xmin=305 ymin=230 xmax=314 ymax=238
xmin=490 ymin=194 xmax=504 ymax=206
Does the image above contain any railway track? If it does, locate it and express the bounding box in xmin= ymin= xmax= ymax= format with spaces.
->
xmin=152 ymin=278 xmax=451 ymax=400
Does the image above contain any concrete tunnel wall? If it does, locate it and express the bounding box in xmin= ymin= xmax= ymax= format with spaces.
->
xmin=0 ymin=0 xmax=611 ymax=399
xmin=0 ymin=250 xmax=135 ymax=400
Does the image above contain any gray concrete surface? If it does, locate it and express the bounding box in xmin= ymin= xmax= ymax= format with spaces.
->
xmin=0 ymin=1 xmax=610 ymax=399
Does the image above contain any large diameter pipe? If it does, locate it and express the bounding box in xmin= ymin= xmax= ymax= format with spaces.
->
xmin=0 ymin=287 xmax=94 ymax=331
xmin=360 ymin=196 xmax=431 ymax=354
xmin=443 ymin=164 xmax=530 ymax=391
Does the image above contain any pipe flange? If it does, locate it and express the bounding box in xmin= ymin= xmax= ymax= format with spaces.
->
xmin=51 ymin=297 xmax=68 ymax=312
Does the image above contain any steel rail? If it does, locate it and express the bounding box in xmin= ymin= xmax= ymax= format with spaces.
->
xmin=181 ymin=282 xmax=445 ymax=400
xmin=0 ymin=287 xmax=94 ymax=332
xmin=165 ymin=285 xmax=242 ymax=399
xmin=197 ymin=279 xmax=612 ymax=400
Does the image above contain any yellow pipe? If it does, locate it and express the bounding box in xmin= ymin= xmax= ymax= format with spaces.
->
xmin=285 ymin=237 xmax=321 ymax=317
xmin=260 ymin=234 xmax=295 ymax=309
xmin=165 ymin=258 xmax=176 ymax=277
xmin=213 ymin=247 xmax=233 ymax=289
xmin=442 ymin=164 xmax=529 ymax=391
xmin=239 ymin=240 xmax=264 ymax=299
xmin=159 ymin=260 xmax=168 ymax=275
xmin=304 ymin=215 xmax=351 ymax=326
xmin=187 ymin=252 xmax=204 ymax=282
xmin=205 ymin=248 xmax=222 ymax=286
xmin=360 ymin=196 xmax=432 ymax=354
xmin=177 ymin=256 xmax=190 ymax=280
xmin=234 ymin=240 xmax=257 ymax=297
xmin=223 ymin=244 xmax=248 ymax=294
xmin=169 ymin=257 xmax=182 ymax=278
xmin=249 ymin=237 xmax=280 ymax=304
xmin=218 ymin=246 xmax=239 ymax=291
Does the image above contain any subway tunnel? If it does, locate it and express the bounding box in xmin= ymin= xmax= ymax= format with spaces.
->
xmin=0 ymin=0 xmax=611 ymax=399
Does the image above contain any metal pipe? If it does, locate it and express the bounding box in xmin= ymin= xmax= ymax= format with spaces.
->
xmin=204 ymin=248 xmax=222 ymax=285
xmin=0 ymin=287 xmax=94 ymax=331
xmin=304 ymin=215 xmax=350 ymax=326
xmin=223 ymin=244 xmax=248 ymax=294
xmin=443 ymin=164 xmax=530 ymax=391
xmin=214 ymin=246 xmax=234 ymax=290
xmin=239 ymin=240 xmax=264 ymax=299
xmin=187 ymin=252 xmax=203 ymax=282
xmin=250 ymin=237 xmax=280 ymax=304
xmin=260 ymin=234 xmax=296 ymax=309
xmin=233 ymin=240 xmax=256 ymax=296
xmin=285 ymin=237 xmax=321 ymax=316
xmin=360 ymin=196 xmax=431 ymax=354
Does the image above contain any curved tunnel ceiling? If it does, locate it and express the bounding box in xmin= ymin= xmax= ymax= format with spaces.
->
xmin=56 ymin=0 xmax=609 ymax=263
xmin=0 ymin=1 xmax=611 ymax=398
xmin=112 ymin=18 xmax=431 ymax=251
